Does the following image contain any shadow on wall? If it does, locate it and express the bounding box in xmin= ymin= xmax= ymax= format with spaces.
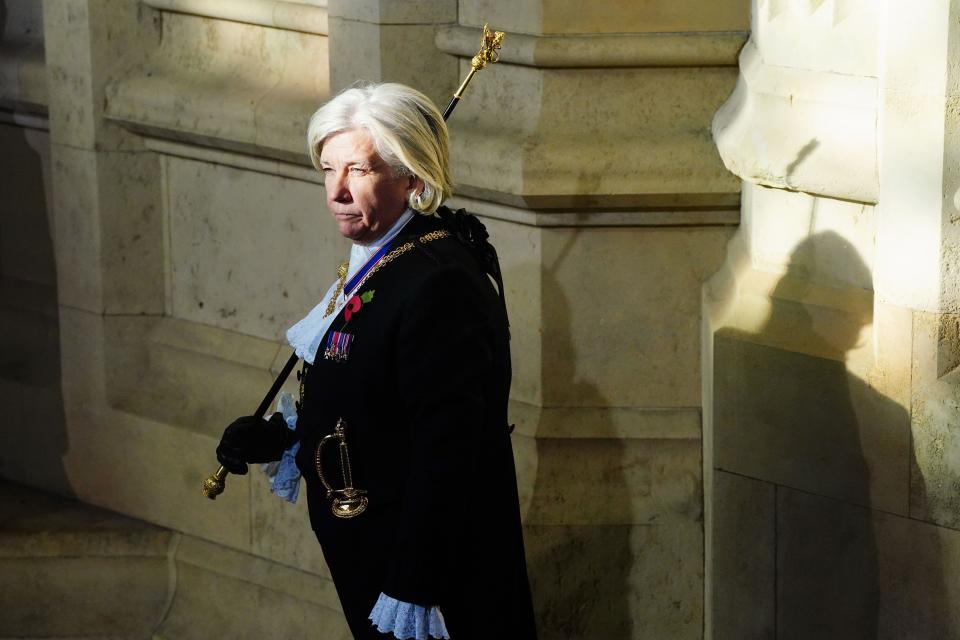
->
xmin=0 ymin=38 xmax=72 ymax=497
xmin=524 ymin=229 xmax=635 ymax=640
xmin=713 ymin=231 xmax=951 ymax=638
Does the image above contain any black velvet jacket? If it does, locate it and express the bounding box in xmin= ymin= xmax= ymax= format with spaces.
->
xmin=293 ymin=211 xmax=537 ymax=639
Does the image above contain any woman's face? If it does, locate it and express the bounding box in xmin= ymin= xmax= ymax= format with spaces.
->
xmin=320 ymin=128 xmax=417 ymax=244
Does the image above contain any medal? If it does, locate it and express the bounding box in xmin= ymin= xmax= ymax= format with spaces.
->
xmin=323 ymin=330 xmax=355 ymax=362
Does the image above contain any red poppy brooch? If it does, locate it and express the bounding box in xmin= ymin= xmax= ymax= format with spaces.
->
xmin=344 ymin=290 xmax=375 ymax=322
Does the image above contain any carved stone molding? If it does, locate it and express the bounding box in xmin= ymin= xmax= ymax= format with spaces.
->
xmin=712 ymin=41 xmax=878 ymax=203
xmin=106 ymin=8 xmax=329 ymax=164
xmin=436 ymin=25 xmax=746 ymax=69
xmin=0 ymin=0 xmax=47 ymax=114
xmin=142 ymin=0 xmax=329 ymax=35
xmin=756 ymin=0 xmax=877 ymax=76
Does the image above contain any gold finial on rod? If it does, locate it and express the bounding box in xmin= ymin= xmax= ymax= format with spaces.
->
xmin=203 ymin=466 xmax=228 ymax=499
xmin=454 ymin=24 xmax=505 ymax=99
xmin=443 ymin=23 xmax=505 ymax=119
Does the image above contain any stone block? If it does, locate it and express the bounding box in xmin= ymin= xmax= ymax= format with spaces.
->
xmin=540 ymin=225 xmax=732 ymax=408
xmin=452 ymin=63 xmax=741 ymax=208
xmin=747 ymin=186 xmax=875 ymax=289
xmin=459 ymin=0 xmax=749 ymax=35
xmin=51 ymin=144 xmax=104 ymax=312
xmin=329 ymin=19 xmax=458 ymax=108
xmin=777 ymin=487 xmax=960 ymax=639
xmin=104 ymin=11 xmax=328 ymax=162
xmin=156 ymin=536 xmax=350 ymax=640
xmin=484 ymin=216 xmax=542 ymax=406
xmin=909 ymin=310 xmax=960 ymax=529
xmin=59 ymin=300 xmax=108 ymax=413
xmin=0 ymin=480 xmax=171 ymax=639
xmin=752 ymin=0 xmax=879 ymax=76
xmin=0 ymin=123 xmax=54 ymax=287
xmin=711 ymin=470 xmax=775 ymax=640
xmin=49 ymin=144 xmax=162 ymax=315
xmin=105 ymin=315 xmax=287 ymax=438
xmin=874 ymin=504 xmax=960 ymax=638
xmin=525 ymin=519 xmax=703 ymax=640
xmin=511 ymin=432 xmax=538 ymax=520
xmin=0 ymin=39 xmax=48 ymax=113
xmin=0 ymin=375 xmax=71 ymax=496
xmin=329 ymin=0 xmax=457 ymax=24
xmin=714 ymin=333 xmax=911 ymax=514
xmin=777 ymin=488 xmax=881 ymax=638
xmin=0 ymin=481 xmax=358 ymax=639
xmin=713 ymin=42 xmax=879 ymax=203
xmin=249 ymin=468 xmax=331 ymax=579
xmin=165 ymin=155 xmax=342 ymax=342
xmin=98 ymin=149 xmax=164 ymax=314
xmin=58 ymin=306 xmax=251 ymax=550
xmin=852 ymin=300 xmax=913 ymax=411
xmin=42 ymin=0 xmax=97 ymax=148
xmin=874 ymin=0 xmax=954 ymax=311
xmin=0 ymin=274 xmax=59 ymax=383
xmin=43 ymin=0 xmax=157 ymax=150
xmin=524 ymin=436 xmax=701 ymax=526
xmin=509 ymin=401 xmax=702 ymax=440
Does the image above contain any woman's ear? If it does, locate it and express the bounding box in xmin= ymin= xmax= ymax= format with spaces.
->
xmin=408 ymin=175 xmax=424 ymax=192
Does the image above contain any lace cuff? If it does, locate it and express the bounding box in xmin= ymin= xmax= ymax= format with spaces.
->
xmin=260 ymin=392 xmax=301 ymax=503
xmin=368 ymin=593 xmax=450 ymax=640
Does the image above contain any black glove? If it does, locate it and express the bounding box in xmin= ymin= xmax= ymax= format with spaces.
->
xmin=216 ymin=412 xmax=292 ymax=475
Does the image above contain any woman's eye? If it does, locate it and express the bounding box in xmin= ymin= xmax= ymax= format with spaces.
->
xmin=349 ymin=167 xmax=367 ymax=175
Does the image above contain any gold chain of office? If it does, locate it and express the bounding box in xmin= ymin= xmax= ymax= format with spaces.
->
xmin=323 ymin=229 xmax=451 ymax=319
xmin=299 ymin=228 xmax=453 ymax=409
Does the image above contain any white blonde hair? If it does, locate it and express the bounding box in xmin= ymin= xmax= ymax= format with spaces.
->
xmin=306 ymin=83 xmax=453 ymax=214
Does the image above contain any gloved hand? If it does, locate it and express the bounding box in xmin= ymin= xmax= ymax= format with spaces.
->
xmin=216 ymin=412 xmax=292 ymax=475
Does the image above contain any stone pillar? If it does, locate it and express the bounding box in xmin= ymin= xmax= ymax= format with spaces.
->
xmin=706 ymin=0 xmax=960 ymax=637
xmin=37 ymin=0 xmax=164 ymax=506
xmin=877 ymin=0 xmax=960 ymax=535
xmin=20 ymin=2 xmax=351 ymax=636
xmin=327 ymin=0 xmax=458 ymax=106
xmin=0 ymin=0 xmax=61 ymax=491
xmin=433 ymin=2 xmax=747 ymax=636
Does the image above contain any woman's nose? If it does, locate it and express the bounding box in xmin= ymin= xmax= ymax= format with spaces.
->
xmin=329 ymin=171 xmax=352 ymax=203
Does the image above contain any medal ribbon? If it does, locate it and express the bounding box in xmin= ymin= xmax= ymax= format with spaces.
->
xmin=341 ymin=210 xmax=415 ymax=299
xmin=343 ymin=242 xmax=392 ymax=299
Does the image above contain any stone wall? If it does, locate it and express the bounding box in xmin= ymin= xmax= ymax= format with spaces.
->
xmin=705 ymin=0 xmax=960 ymax=637
xmin=0 ymin=0 xmax=751 ymax=638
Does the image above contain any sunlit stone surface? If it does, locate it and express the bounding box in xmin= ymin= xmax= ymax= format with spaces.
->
xmin=2 ymin=0 xmax=959 ymax=638
xmin=706 ymin=0 xmax=960 ymax=637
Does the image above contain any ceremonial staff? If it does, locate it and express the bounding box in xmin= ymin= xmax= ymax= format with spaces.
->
xmin=203 ymin=24 xmax=505 ymax=499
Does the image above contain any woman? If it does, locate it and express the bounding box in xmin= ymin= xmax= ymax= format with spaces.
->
xmin=216 ymin=83 xmax=537 ymax=640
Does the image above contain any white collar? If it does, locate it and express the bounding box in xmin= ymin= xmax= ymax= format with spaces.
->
xmin=346 ymin=208 xmax=416 ymax=281
xmin=285 ymin=209 xmax=417 ymax=364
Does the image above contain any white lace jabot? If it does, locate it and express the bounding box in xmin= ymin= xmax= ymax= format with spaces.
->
xmin=285 ymin=209 xmax=416 ymax=364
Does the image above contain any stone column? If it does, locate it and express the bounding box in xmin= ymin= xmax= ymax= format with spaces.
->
xmin=41 ymin=0 xmax=165 ymax=502
xmin=23 ymin=2 xmax=354 ymax=637
xmin=707 ymin=0 xmax=960 ymax=637
xmin=878 ymin=0 xmax=960 ymax=547
xmin=327 ymin=0 xmax=458 ymax=106
xmin=0 ymin=0 xmax=61 ymax=491
xmin=434 ymin=2 xmax=746 ymax=636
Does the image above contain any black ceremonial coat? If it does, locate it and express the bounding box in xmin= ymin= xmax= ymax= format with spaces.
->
xmin=293 ymin=211 xmax=537 ymax=639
